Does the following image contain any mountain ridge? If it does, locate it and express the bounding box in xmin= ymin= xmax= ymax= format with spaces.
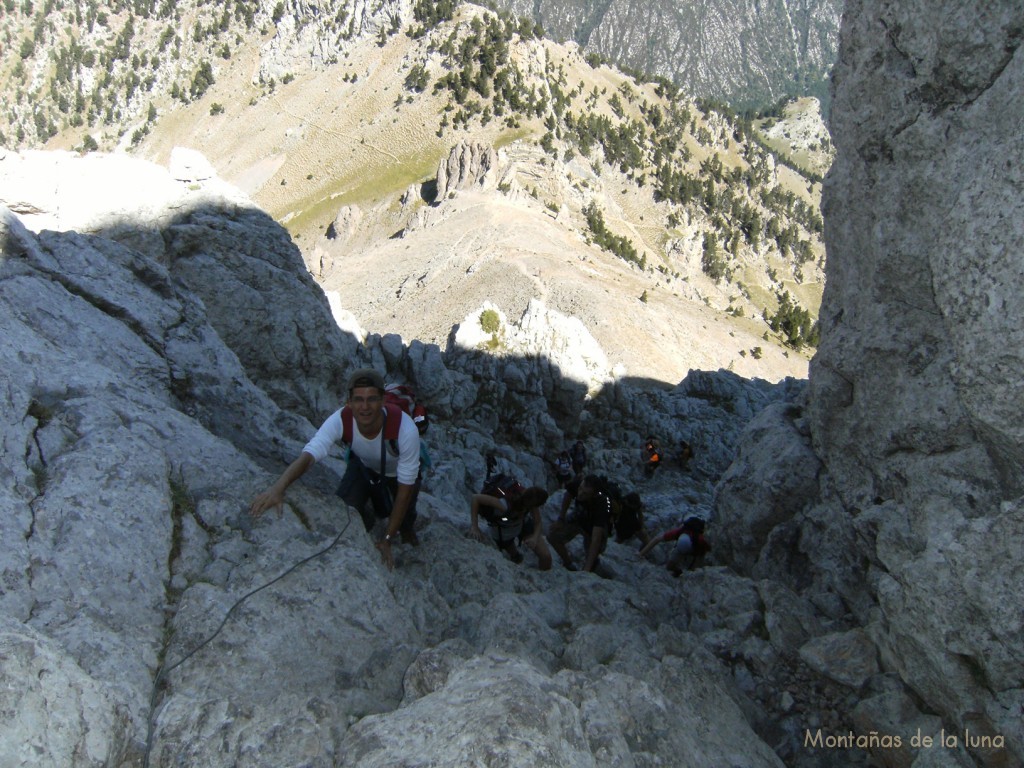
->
xmin=71 ymin=1 xmax=827 ymax=386
xmin=489 ymin=0 xmax=843 ymax=109
xmin=0 ymin=0 xmax=840 ymax=156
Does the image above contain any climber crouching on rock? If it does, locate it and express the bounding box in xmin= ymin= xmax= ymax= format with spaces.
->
xmin=468 ymin=481 xmax=553 ymax=570
xmin=547 ymin=474 xmax=613 ymax=573
xmin=249 ymin=368 xmax=421 ymax=570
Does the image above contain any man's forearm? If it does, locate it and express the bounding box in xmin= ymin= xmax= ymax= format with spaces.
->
xmin=584 ymin=527 xmax=606 ymax=571
xmin=250 ymin=452 xmax=315 ymax=517
xmin=276 ymin=452 xmax=315 ymax=492
xmin=385 ymin=482 xmax=416 ymax=536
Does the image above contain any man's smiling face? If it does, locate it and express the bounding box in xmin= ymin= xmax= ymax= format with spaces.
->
xmin=349 ymin=386 xmax=384 ymax=434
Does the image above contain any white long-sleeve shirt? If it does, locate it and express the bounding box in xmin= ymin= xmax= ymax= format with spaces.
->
xmin=303 ymin=408 xmax=421 ymax=485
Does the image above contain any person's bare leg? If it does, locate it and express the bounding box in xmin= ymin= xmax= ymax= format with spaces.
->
xmin=547 ymin=522 xmax=576 ymax=569
xmin=529 ymin=536 xmax=553 ymax=571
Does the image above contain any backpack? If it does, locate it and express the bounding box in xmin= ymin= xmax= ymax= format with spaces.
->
xmin=481 ymin=473 xmax=525 ymax=501
xmin=681 ymin=516 xmax=710 ymax=559
xmin=412 ymin=403 xmax=429 ymax=431
xmin=681 ymin=515 xmax=706 ymax=536
xmin=614 ymin=491 xmax=644 ymax=539
xmin=479 ymin=473 xmax=525 ymax=525
xmin=571 ymin=476 xmax=620 ymax=531
xmin=604 ymin=479 xmax=624 ymax=523
xmin=384 ymin=383 xmax=417 ymax=417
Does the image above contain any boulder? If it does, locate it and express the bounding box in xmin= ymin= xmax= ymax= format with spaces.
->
xmin=714 ymin=401 xmax=821 ymax=574
xmin=436 ymin=140 xmax=500 ymax=200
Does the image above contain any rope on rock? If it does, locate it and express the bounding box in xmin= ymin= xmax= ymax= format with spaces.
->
xmin=141 ymin=509 xmax=353 ymax=768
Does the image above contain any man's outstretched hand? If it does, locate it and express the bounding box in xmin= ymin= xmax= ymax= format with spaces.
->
xmin=376 ymin=539 xmax=394 ymax=570
xmin=249 ymin=487 xmax=285 ymax=517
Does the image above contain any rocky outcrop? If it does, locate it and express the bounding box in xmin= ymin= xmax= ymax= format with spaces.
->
xmin=714 ymin=400 xmax=822 ymax=576
xmin=435 ymin=140 xmax=501 ymax=201
xmin=0 ymin=149 xmax=357 ymax=425
xmin=715 ymin=1 xmax=1024 ymax=765
xmin=256 ymin=0 xmax=412 ymax=82
xmin=449 ymin=299 xmax=612 ymax=430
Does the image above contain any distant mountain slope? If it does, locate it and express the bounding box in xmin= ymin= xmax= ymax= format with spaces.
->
xmin=486 ymin=0 xmax=843 ymax=109
xmin=0 ymin=0 xmax=831 ymax=384
xmin=0 ymin=0 xmax=838 ymax=153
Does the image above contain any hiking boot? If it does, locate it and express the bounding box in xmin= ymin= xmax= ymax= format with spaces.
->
xmin=401 ymin=530 xmax=420 ymax=546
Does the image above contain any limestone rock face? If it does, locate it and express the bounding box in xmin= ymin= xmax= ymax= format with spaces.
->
xmin=0 ymin=616 xmax=131 ymax=767
xmin=436 ymin=140 xmax=501 ymax=200
xmin=160 ymin=203 xmax=356 ymax=422
xmin=806 ymin=0 xmax=1024 ymax=762
xmin=714 ymin=400 xmax=821 ymax=576
xmin=448 ymin=300 xmax=610 ymax=444
xmin=0 ymin=149 xmax=358 ymax=424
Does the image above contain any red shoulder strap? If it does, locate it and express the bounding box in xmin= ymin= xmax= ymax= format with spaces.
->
xmin=341 ymin=406 xmax=354 ymax=445
xmin=382 ymin=402 xmax=404 ymax=441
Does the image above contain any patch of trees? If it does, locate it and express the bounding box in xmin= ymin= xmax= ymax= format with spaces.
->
xmin=702 ymin=232 xmax=728 ymax=281
xmin=565 ymin=112 xmax=646 ymax=175
xmin=189 ymin=60 xmax=215 ymax=100
xmin=423 ymin=10 xmax=549 ymax=133
xmin=766 ymin=291 xmax=819 ymax=349
xmin=408 ymin=0 xmax=455 ymax=38
xmin=583 ymin=202 xmax=646 ymax=269
xmin=404 ymin=64 xmax=430 ymax=93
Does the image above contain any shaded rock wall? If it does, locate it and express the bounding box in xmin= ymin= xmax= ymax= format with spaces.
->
xmin=808 ymin=0 xmax=1023 ymax=762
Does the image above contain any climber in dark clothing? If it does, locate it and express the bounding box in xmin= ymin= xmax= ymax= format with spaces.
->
xmin=547 ymin=474 xmax=612 ymax=572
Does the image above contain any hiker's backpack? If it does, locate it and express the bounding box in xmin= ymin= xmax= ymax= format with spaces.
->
xmin=604 ymin=479 xmax=624 ymax=523
xmin=572 ymin=475 xmax=621 ymax=530
xmin=614 ymin=491 xmax=645 ymax=539
xmin=681 ymin=515 xmax=705 ymax=536
xmin=412 ymin=403 xmax=429 ymax=431
xmin=481 ymin=473 xmax=525 ymax=501
xmin=384 ymin=383 xmax=417 ymax=416
xmin=681 ymin=515 xmax=710 ymax=558
xmin=479 ymin=473 xmax=525 ymax=525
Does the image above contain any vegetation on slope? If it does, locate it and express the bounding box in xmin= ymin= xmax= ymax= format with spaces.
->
xmin=0 ymin=0 xmax=826 ymax=350
xmin=388 ymin=6 xmax=824 ymax=347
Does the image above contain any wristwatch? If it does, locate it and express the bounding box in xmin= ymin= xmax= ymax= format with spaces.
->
xmin=383 ymin=532 xmax=396 ymax=543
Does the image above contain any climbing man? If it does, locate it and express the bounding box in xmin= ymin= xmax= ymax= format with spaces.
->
xmin=249 ymin=368 xmax=421 ymax=570
xmin=547 ymin=474 xmax=614 ymax=572
xmin=468 ymin=478 xmax=553 ymax=570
